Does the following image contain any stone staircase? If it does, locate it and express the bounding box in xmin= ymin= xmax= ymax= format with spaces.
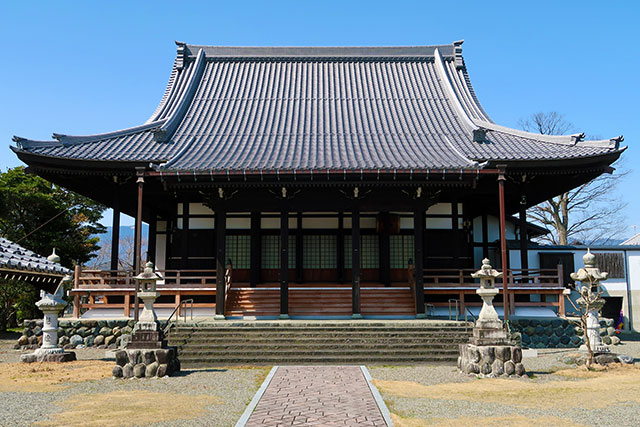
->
xmin=167 ymin=320 xmax=473 ymax=368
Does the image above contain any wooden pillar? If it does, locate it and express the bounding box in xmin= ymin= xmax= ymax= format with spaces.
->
xmin=73 ymin=264 xmax=80 ymax=318
xmin=250 ymin=212 xmax=260 ymax=287
xmin=379 ymin=212 xmax=391 ymax=287
xmin=280 ymin=208 xmax=289 ymax=318
xmin=498 ymin=165 xmax=510 ymax=321
xmin=148 ymin=217 xmax=157 ymax=263
xmin=481 ymin=213 xmax=489 ymax=259
xmin=452 ymin=200 xmax=460 ymax=267
xmin=181 ymin=200 xmax=190 ymax=269
xmin=414 ymin=207 xmax=426 ymax=317
xmin=215 ymin=207 xmax=226 ymax=319
xmin=296 ymin=212 xmax=303 ymax=283
xmin=351 ymin=205 xmax=362 ymax=318
xmin=519 ymin=195 xmax=529 ymax=270
xmin=110 ymin=195 xmax=120 ymax=271
xmin=337 ymin=212 xmax=345 ymax=283
xmin=133 ymin=168 xmax=144 ymax=322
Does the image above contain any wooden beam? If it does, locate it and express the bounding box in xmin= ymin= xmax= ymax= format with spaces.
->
xmin=414 ymin=207 xmax=425 ymax=317
xmin=250 ymin=212 xmax=260 ymax=287
xmin=110 ymin=194 xmax=120 ymax=271
xmin=351 ymin=204 xmax=361 ymax=318
xmin=519 ymin=194 xmax=529 ymax=270
xmin=296 ymin=212 xmax=303 ymax=283
xmin=379 ymin=212 xmax=391 ymax=287
xmin=215 ymin=208 xmax=226 ymax=318
xmin=280 ymin=207 xmax=289 ymax=318
xmin=133 ymin=168 xmax=144 ymax=322
xmin=498 ymin=165 xmax=510 ymax=321
xmin=337 ymin=212 xmax=345 ymax=284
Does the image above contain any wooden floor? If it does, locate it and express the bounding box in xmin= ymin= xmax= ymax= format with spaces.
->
xmin=225 ymin=283 xmax=415 ymax=317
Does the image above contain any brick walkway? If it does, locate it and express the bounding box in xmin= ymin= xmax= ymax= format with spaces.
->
xmin=244 ymin=366 xmax=388 ymax=426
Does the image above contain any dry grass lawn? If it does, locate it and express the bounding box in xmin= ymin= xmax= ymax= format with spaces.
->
xmin=0 ymin=361 xmax=113 ymax=392
xmin=391 ymin=413 xmax=586 ymax=427
xmin=373 ymin=364 xmax=640 ymax=410
xmin=37 ymin=390 xmax=223 ymax=427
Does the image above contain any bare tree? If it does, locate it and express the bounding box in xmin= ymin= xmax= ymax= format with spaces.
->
xmin=87 ymin=234 xmax=148 ymax=272
xmin=519 ymin=112 xmax=628 ymax=245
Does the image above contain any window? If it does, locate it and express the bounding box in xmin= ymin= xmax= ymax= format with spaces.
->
xmin=261 ymin=235 xmax=296 ymax=268
xmin=344 ymin=235 xmax=380 ymax=268
xmin=225 ymin=235 xmax=250 ymax=268
xmin=303 ymin=235 xmax=337 ymax=268
xmin=390 ymin=235 xmax=414 ymax=268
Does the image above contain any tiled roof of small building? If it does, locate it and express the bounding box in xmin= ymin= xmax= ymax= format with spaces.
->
xmin=12 ymin=41 xmax=624 ymax=172
xmin=621 ymin=233 xmax=640 ymax=245
xmin=0 ymin=237 xmax=70 ymax=276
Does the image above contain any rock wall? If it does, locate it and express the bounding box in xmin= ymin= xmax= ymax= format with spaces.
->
xmin=458 ymin=344 xmax=526 ymax=377
xmin=509 ymin=317 xmax=621 ymax=349
xmin=15 ymin=319 xmax=168 ymax=351
xmin=113 ymin=348 xmax=180 ymax=378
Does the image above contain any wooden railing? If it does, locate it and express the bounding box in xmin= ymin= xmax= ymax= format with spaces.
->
xmin=76 ymin=269 xmax=217 ymax=289
xmin=422 ymin=266 xmax=564 ymax=289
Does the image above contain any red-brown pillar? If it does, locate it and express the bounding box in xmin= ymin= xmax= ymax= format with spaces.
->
xmin=133 ymin=168 xmax=145 ymax=321
xmin=497 ymin=165 xmax=509 ymax=321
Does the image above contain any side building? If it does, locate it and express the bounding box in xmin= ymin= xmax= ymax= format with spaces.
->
xmin=11 ymin=41 xmax=625 ymax=320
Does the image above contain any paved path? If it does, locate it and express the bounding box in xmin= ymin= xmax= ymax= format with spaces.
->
xmin=244 ymin=366 xmax=388 ymax=426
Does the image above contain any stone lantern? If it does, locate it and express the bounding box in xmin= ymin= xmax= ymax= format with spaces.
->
xmin=134 ymin=261 xmax=162 ymax=330
xmin=458 ymin=259 xmax=525 ymax=377
xmin=127 ymin=261 xmax=164 ymax=349
xmin=21 ymin=274 xmax=76 ymax=363
xmin=570 ymin=249 xmax=609 ymax=353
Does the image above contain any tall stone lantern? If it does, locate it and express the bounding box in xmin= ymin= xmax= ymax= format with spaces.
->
xmin=570 ymin=249 xmax=609 ymax=353
xmin=127 ymin=261 xmax=164 ymax=348
xmin=21 ymin=274 xmax=77 ymax=363
xmin=458 ymin=259 xmax=526 ymax=377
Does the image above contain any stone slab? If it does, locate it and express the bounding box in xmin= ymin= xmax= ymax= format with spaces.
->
xmin=242 ymin=366 xmax=388 ymax=426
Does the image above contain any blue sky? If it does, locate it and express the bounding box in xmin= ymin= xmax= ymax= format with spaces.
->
xmin=0 ymin=1 xmax=638 ymax=236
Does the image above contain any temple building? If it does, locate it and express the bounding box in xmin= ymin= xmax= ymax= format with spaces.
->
xmin=11 ymin=41 xmax=625 ymax=320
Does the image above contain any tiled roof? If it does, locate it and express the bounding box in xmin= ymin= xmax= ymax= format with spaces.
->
xmin=0 ymin=238 xmax=70 ymax=276
xmin=12 ymin=41 xmax=624 ymax=171
xmin=621 ymin=233 xmax=640 ymax=245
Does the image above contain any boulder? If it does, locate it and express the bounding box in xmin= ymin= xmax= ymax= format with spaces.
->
xmin=607 ymin=327 xmax=616 ymax=337
xmin=121 ymin=326 xmax=133 ymax=335
xmin=84 ymin=336 xmax=95 ymax=347
xmin=119 ymin=334 xmax=132 ymax=349
xmin=71 ymin=320 xmax=81 ymax=328
xmin=76 ymin=327 xmax=89 ymax=337
xmin=599 ymin=327 xmax=607 ymax=337
xmin=122 ymin=363 xmax=134 ymax=378
xmin=97 ymin=320 xmax=107 ymax=328
xmin=33 ymin=326 xmax=43 ymax=337
xmin=618 ymin=354 xmax=634 ymax=364
xmin=133 ymin=363 xmax=146 ymax=378
xmin=17 ymin=335 xmax=29 ymax=346
xmin=491 ymin=359 xmax=504 ymax=376
xmin=112 ymin=327 xmax=121 ymax=337
xmin=145 ymin=362 xmax=159 ymax=377
xmin=127 ymin=350 xmax=141 ymax=365
xmin=495 ymin=345 xmax=511 ymax=362
xmin=479 ymin=346 xmax=495 ymax=364
xmin=595 ymin=354 xmax=617 ymax=365
xmin=59 ymin=320 xmax=71 ymax=328
xmin=515 ymin=363 xmax=526 ymax=376
xmin=470 ymin=347 xmax=481 ymax=364
xmin=105 ymin=335 xmax=117 ymax=347
xmin=94 ymin=335 xmax=105 ymax=346
xmin=70 ymin=334 xmax=83 ymax=346
xmin=602 ymin=336 xmax=612 ymax=345
xmin=524 ymin=326 xmax=535 ymax=337
xmin=512 ymin=347 xmax=522 ymax=363
xmin=157 ymin=364 xmax=168 ymax=378
xmin=560 ymin=335 xmax=571 ymax=345
xmin=58 ymin=336 xmax=70 ymax=346
xmin=155 ymin=349 xmax=171 ymax=364
xmin=504 ymin=361 xmax=516 ymax=375
xmin=112 ymin=365 xmax=123 ymax=378
xmin=127 ymin=320 xmax=136 ymax=328
xmin=611 ymin=336 xmax=621 ymax=345
xmin=107 ymin=320 xmax=119 ymax=328
xmin=142 ymin=350 xmax=156 ymax=365
xmin=63 ymin=343 xmax=75 ymax=350
xmin=99 ymin=327 xmax=112 ymax=337
xmin=480 ymin=362 xmax=492 ymax=375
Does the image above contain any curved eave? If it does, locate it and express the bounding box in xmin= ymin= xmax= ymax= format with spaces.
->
xmin=482 ymin=146 xmax=626 ymax=170
xmin=11 ymin=146 xmax=163 ymax=172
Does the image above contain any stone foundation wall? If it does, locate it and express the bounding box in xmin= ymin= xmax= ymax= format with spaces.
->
xmin=113 ymin=348 xmax=180 ymax=378
xmin=509 ymin=317 xmax=621 ymax=349
xmin=458 ymin=344 xmax=526 ymax=377
xmin=15 ymin=319 xmax=168 ymax=351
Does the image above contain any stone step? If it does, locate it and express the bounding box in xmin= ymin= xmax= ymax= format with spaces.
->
xmin=169 ymin=336 xmax=470 ymax=344
xmin=172 ymin=343 xmax=466 ymax=352
xmin=180 ymin=355 xmax=458 ymax=367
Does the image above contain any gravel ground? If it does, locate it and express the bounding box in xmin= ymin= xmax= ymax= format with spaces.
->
xmin=370 ymin=333 xmax=640 ymax=427
xmin=0 ymin=332 xmax=268 ymax=427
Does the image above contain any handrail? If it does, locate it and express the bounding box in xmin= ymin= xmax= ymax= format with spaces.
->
xmin=223 ymin=260 xmax=233 ymax=314
xmin=163 ymin=298 xmax=194 ymax=336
